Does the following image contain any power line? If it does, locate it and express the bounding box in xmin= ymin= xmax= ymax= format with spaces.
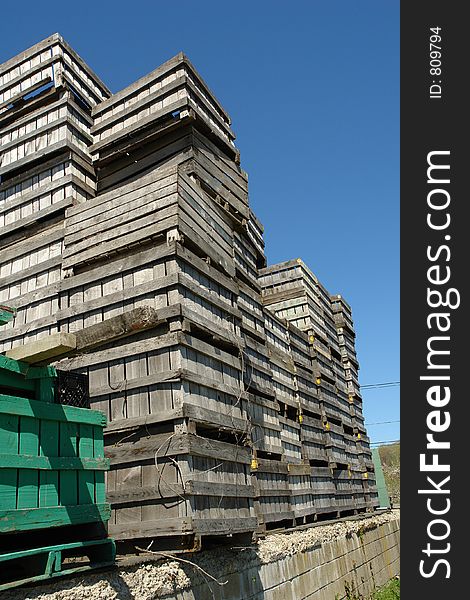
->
xmin=370 ymin=439 xmax=400 ymax=446
xmin=361 ymin=381 xmax=400 ymax=390
xmin=366 ymin=420 xmax=400 ymax=426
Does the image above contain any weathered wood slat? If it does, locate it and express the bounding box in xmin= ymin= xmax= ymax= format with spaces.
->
xmin=106 ymin=433 xmax=251 ymax=466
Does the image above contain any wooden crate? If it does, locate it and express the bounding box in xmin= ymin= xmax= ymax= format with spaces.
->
xmin=294 ymin=363 xmax=320 ymax=414
xmin=0 ymin=239 xmax=241 ymax=352
xmin=243 ymin=336 xmax=274 ymax=399
xmin=245 ymin=393 xmax=282 ymax=456
xmin=62 ymin=164 xmax=237 ymax=278
xmin=233 ymin=229 xmax=261 ymax=289
xmin=246 ymin=210 xmax=266 ymax=268
xmin=251 ymin=458 xmax=294 ymax=529
xmin=287 ymin=463 xmax=315 ymax=521
xmin=332 ymin=469 xmax=355 ymax=512
xmin=90 ymin=53 xmax=237 ymax=167
xmin=263 ymin=309 xmax=290 ymax=356
xmin=1 ymin=34 xmax=379 ymax=548
xmin=0 ymin=34 xmax=109 ymax=117
xmin=259 ymin=260 xmax=327 ymax=340
xmin=310 ymin=466 xmax=337 ymax=514
xmin=287 ymin=322 xmax=312 ymax=369
xmin=105 ymin=423 xmax=257 ymax=544
xmin=0 ymin=92 xmax=94 ymax=178
xmin=278 ymin=415 xmax=303 ymax=464
xmin=237 ymin=280 xmax=265 ymax=341
xmin=0 ymin=355 xmax=110 ymax=537
xmin=323 ymin=421 xmax=348 ymax=467
xmin=299 ymin=413 xmax=328 ymax=463
xmin=0 ymin=151 xmax=95 ymax=236
xmin=311 ymin=352 xmax=336 ymax=383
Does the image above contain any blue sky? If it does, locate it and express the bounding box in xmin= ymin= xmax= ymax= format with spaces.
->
xmin=1 ymin=1 xmax=399 ymax=443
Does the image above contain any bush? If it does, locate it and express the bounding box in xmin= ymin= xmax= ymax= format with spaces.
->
xmin=373 ymin=577 xmax=400 ymax=599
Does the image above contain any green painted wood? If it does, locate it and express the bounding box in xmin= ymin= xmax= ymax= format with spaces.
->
xmin=0 ymin=562 xmax=114 ymax=592
xmin=0 ymin=538 xmax=115 ymax=591
xmin=0 ymin=355 xmax=55 ymax=379
xmin=0 ymin=371 xmax=35 ymax=393
xmin=59 ymin=421 xmax=78 ymax=506
xmin=37 ymin=376 xmax=55 ymax=403
xmin=0 ymin=454 xmax=109 ymax=471
xmin=39 ymin=419 xmax=59 ymax=508
xmin=0 ymin=307 xmax=16 ymax=326
xmin=0 ymin=413 xmax=18 ymax=510
xmin=0 ymin=538 xmax=114 ymax=562
xmin=93 ymin=426 xmax=106 ymax=503
xmin=78 ymin=424 xmax=95 ymax=504
xmin=0 ymin=395 xmax=106 ymax=426
xmin=0 ymin=365 xmax=109 ymax=535
xmin=371 ymin=448 xmax=391 ymax=508
xmin=17 ymin=417 xmax=40 ymax=509
xmin=0 ymin=503 xmax=111 ymax=533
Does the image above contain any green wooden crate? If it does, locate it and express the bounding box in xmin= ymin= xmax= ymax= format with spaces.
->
xmin=0 ymin=354 xmax=111 ymax=534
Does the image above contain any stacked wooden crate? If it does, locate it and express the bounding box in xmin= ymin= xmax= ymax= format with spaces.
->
xmin=1 ymin=36 xmax=379 ymax=551
xmin=258 ymin=260 xmax=378 ymax=514
xmin=330 ymin=295 xmax=379 ymax=509
xmin=63 ymin=54 xmax=265 ymax=548
xmin=0 ymin=34 xmax=110 ymax=353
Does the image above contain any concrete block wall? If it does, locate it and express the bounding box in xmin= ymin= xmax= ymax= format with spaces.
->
xmin=162 ymin=516 xmax=400 ymax=600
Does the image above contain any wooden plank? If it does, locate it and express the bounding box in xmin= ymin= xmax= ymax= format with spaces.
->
xmin=0 ymin=33 xmax=110 ymax=94
xmin=0 ymin=413 xmax=18 ymax=510
xmin=0 ymin=395 xmax=106 ymax=426
xmin=0 ymin=504 xmax=111 ymax=533
xmin=65 ymin=170 xmax=177 ymax=230
xmin=191 ymin=517 xmax=257 ymax=535
xmin=57 ymin=331 xmax=180 ymax=371
xmin=58 ymin=421 xmax=79 ymax=506
xmin=75 ymin=306 xmax=171 ymax=351
xmin=106 ymin=433 xmax=251 ymax=466
xmin=287 ymin=463 xmax=312 ymax=476
xmin=0 ymin=454 xmax=108 ymax=471
xmin=0 ymin=138 xmax=87 ymax=178
xmin=0 ymin=226 xmax=65 ymax=266
xmin=109 ymin=516 xmax=193 ymax=539
xmin=108 ymin=481 xmax=254 ymax=505
xmin=3 ymin=197 xmax=73 ymax=238
xmin=96 ymin=129 xmax=193 ymax=189
xmin=0 ymin=256 xmax=62 ymax=289
xmin=62 ymin=213 xmax=179 ymax=269
xmin=16 ymin=416 xmax=40 ymax=509
xmin=5 ymin=332 xmax=76 ymax=364
xmin=90 ymin=77 xmax=182 ymax=136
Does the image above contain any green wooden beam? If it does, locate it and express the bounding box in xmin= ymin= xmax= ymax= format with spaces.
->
xmin=0 ymin=539 xmax=115 ymax=591
xmin=371 ymin=448 xmax=391 ymax=509
xmin=0 ymin=307 xmax=16 ymax=326
xmin=0 ymin=395 xmax=106 ymax=427
xmin=0 ymin=355 xmax=56 ymax=379
xmin=0 ymin=503 xmax=111 ymax=533
xmin=0 ymin=372 xmax=36 ymax=393
xmin=0 ymin=454 xmax=109 ymax=471
xmin=0 ymin=538 xmax=114 ymax=562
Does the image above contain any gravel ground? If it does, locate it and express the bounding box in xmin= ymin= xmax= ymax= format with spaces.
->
xmin=2 ymin=512 xmax=399 ymax=600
